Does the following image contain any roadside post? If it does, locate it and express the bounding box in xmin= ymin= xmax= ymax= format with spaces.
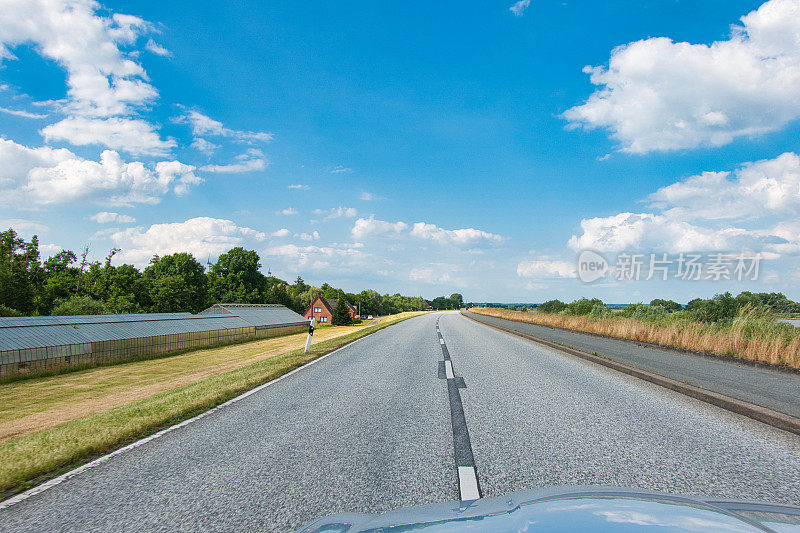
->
xmin=304 ymin=317 xmax=315 ymax=353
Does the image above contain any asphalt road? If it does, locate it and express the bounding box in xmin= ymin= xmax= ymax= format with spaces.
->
xmin=464 ymin=311 xmax=800 ymax=419
xmin=3 ymin=312 xmax=800 ymax=532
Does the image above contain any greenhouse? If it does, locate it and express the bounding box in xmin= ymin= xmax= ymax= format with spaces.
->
xmin=0 ymin=305 xmax=308 ymax=377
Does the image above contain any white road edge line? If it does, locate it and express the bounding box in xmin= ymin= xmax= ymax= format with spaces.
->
xmin=444 ymin=360 xmax=454 ymax=379
xmin=0 ymin=330 xmax=379 ymax=511
xmin=458 ymin=466 xmax=480 ymax=501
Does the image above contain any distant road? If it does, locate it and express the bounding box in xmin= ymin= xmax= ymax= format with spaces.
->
xmin=3 ymin=312 xmax=800 ymax=531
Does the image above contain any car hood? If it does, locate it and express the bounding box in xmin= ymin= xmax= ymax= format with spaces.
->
xmin=297 ymin=486 xmax=800 ymax=532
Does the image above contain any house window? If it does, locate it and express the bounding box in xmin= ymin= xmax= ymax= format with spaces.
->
xmin=314 ymin=307 xmax=321 ymax=312
xmin=320 ymin=317 xmax=326 ymax=323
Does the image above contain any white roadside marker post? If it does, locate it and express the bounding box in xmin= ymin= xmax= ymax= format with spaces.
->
xmin=304 ymin=317 xmax=315 ymax=353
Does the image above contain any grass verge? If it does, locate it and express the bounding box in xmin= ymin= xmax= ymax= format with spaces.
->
xmin=469 ymin=307 xmax=800 ymax=369
xmin=0 ymin=311 xmax=425 ymax=498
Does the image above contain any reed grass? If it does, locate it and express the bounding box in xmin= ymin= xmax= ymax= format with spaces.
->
xmin=470 ymin=307 xmax=800 ymax=369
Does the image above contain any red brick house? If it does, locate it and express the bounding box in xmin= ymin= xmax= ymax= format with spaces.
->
xmin=303 ymin=296 xmax=358 ymax=324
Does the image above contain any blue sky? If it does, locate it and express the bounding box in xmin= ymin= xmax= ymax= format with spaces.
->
xmin=2 ymin=0 xmax=800 ymax=303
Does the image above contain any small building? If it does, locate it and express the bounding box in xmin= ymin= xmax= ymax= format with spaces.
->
xmin=303 ymin=297 xmax=358 ymax=324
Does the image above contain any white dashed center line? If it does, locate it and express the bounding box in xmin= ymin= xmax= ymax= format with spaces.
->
xmin=457 ymin=466 xmax=480 ymax=501
xmin=444 ymin=360 xmax=454 ymax=379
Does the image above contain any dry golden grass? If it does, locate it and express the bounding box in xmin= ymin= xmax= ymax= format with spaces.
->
xmin=470 ymin=307 xmax=800 ymax=369
xmin=0 ymin=322 xmax=369 ymax=443
xmin=0 ymin=312 xmax=425 ymax=496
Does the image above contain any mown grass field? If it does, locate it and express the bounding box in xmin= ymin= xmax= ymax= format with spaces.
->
xmin=0 ymin=312 xmax=426 ymax=498
xmin=469 ymin=307 xmax=800 ymax=369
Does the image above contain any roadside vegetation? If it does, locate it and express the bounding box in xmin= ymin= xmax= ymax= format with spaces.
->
xmin=471 ymin=292 xmax=800 ymax=369
xmin=1 ymin=227 xmax=456 ymax=317
xmin=0 ymin=312 xmax=425 ymax=498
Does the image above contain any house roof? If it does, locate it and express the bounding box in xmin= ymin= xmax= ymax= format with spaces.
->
xmin=200 ymin=303 xmax=308 ymax=328
xmin=309 ymin=297 xmax=357 ymax=314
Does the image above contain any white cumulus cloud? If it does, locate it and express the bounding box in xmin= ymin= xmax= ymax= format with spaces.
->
xmin=409 ymin=222 xmax=504 ymax=246
xmin=567 ymin=212 xmax=785 ymax=254
xmin=110 ymin=217 xmax=266 ymax=265
xmin=563 ymin=0 xmax=800 ymax=153
xmin=648 ymin=152 xmax=800 ymax=220
xmin=350 ymin=216 xmax=408 ymax=239
xmin=200 ymin=149 xmax=267 ymax=173
xmin=41 ymin=116 xmax=176 ymax=156
xmin=144 ymin=38 xmax=170 ymax=57
xmin=313 ymin=206 xmax=358 ymax=219
xmin=90 ymin=211 xmax=135 ymax=223
xmin=262 ymin=243 xmax=369 ymax=273
xmin=191 ymin=138 xmax=219 ymax=154
xmin=178 ymin=110 xmax=274 ymax=143
xmin=0 ymin=138 xmax=201 ymax=206
xmin=409 ymin=267 xmax=452 ymax=284
xmin=299 ymin=231 xmax=320 ymax=241
xmin=0 ymin=0 xmax=158 ymax=117
xmin=517 ymin=259 xmax=576 ymax=279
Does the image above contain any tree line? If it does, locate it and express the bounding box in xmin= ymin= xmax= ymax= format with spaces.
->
xmin=0 ymin=228 xmax=463 ymax=317
xmin=532 ymin=291 xmax=800 ymax=322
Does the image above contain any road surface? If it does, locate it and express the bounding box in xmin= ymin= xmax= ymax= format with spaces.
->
xmin=464 ymin=311 xmax=800 ymax=419
xmin=2 ymin=312 xmax=800 ymax=532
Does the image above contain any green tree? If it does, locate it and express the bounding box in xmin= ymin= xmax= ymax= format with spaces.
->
xmin=0 ymin=305 xmax=22 ymax=317
xmin=291 ymin=276 xmax=309 ymax=294
xmin=564 ymin=298 xmax=606 ymax=316
xmin=105 ymin=264 xmax=148 ymax=313
xmin=265 ymin=276 xmax=294 ymax=307
xmin=37 ymin=250 xmax=80 ymax=314
xmin=208 ymin=248 xmax=266 ymax=303
xmin=323 ymin=286 xmax=342 ymax=300
xmin=649 ymin=299 xmax=683 ymax=312
xmin=538 ymin=299 xmax=567 ymax=313
xmin=690 ymin=292 xmax=738 ymax=322
xmin=449 ymin=293 xmax=464 ymax=309
xmin=52 ymin=295 xmax=108 ymax=316
xmin=0 ymin=229 xmax=42 ymax=314
xmin=331 ymin=298 xmax=352 ymax=325
xmin=431 ymin=296 xmax=450 ymax=310
xmin=144 ymin=253 xmax=208 ymax=312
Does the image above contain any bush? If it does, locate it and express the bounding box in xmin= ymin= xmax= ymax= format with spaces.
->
xmin=538 ymin=299 xmax=567 ymax=314
xmin=689 ymin=292 xmax=738 ymax=322
xmin=649 ymin=299 xmax=682 ymax=312
xmin=588 ymin=303 xmax=612 ymax=318
xmin=51 ymin=296 xmax=108 ymax=316
xmin=0 ymin=304 xmax=22 ymax=317
xmin=622 ymin=303 xmax=668 ymax=320
xmin=563 ymin=298 xmax=606 ymax=316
